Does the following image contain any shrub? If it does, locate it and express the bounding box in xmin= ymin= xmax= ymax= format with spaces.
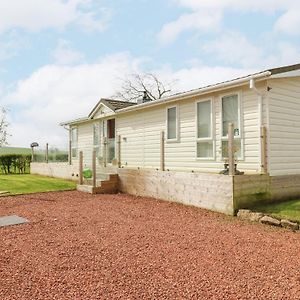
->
xmin=0 ymin=154 xmax=31 ymax=174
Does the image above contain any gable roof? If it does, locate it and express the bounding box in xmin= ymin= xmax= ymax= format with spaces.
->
xmin=88 ymin=98 xmax=137 ymax=118
xmin=60 ymin=62 xmax=300 ymax=126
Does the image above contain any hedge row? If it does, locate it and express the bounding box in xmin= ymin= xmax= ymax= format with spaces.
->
xmin=0 ymin=154 xmax=31 ymax=174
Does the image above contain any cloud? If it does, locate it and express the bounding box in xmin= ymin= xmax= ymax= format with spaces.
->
xmin=159 ymin=0 xmax=300 ymax=44
xmin=0 ymin=31 xmax=29 ymax=61
xmin=3 ymin=52 xmax=254 ymax=148
xmin=201 ymin=31 xmax=300 ymax=69
xmin=158 ymin=11 xmax=221 ymax=45
xmin=173 ymin=0 xmax=294 ymax=12
xmin=52 ymin=39 xmax=85 ymax=65
xmin=201 ymin=32 xmax=263 ymax=68
xmin=3 ymin=53 xmax=142 ymax=148
xmin=274 ymin=9 xmax=300 ymax=35
xmin=155 ymin=64 xmax=255 ymax=94
xmin=0 ymin=0 xmax=110 ymax=34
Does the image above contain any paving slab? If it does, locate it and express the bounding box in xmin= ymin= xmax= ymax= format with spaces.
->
xmin=0 ymin=215 xmax=28 ymax=227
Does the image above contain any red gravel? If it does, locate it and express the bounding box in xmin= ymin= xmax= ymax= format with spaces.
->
xmin=0 ymin=191 xmax=300 ymax=300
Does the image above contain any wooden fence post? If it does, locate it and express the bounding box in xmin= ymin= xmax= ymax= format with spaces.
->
xmin=31 ymin=147 xmax=34 ymax=162
xmin=117 ymin=135 xmax=121 ymax=168
xmin=103 ymin=137 xmax=107 ymax=168
xmin=228 ymin=123 xmax=235 ymax=176
xmin=92 ymin=150 xmax=96 ymax=188
xmin=45 ymin=143 xmax=49 ymax=163
xmin=260 ymin=126 xmax=267 ymax=174
xmin=160 ymin=131 xmax=165 ymax=171
xmin=68 ymin=140 xmax=72 ymax=165
xmin=79 ymin=151 xmax=83 ymax=185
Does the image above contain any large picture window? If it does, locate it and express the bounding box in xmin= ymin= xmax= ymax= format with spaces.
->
xmin=221 ymin=94 xmax=242 ymax=159
xmin=167 ymin=106 xmax=178 ymax=141
xmin=196 ymin=99 xmax=214 ymax=159
xmin=71 ymin=127 xmax=78 ymax=158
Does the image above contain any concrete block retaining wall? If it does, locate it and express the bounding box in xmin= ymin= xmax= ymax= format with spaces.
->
xmin=31 ymin=162 xmax=79 ymax=181
xmin=234 ymin=174 xmax=300 ymax=209
xmin=31 ymin=163 xmax=300 ymax=215
xmin=118 ymin=169 xmax=234 ymax=215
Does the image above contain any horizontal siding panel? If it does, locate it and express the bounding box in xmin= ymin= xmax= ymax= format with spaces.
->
xmin=269 ymin=77 xmax=300 ymax=175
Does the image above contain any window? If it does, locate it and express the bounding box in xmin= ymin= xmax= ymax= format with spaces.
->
xmin=71 ymin=127 xmax=78 ymax=158
xmin=167 ymin=106 xmax=178 ymax=140
xmin=196 ymin=100 xmax=214 ymax=159
xmin=93 ymin=123 xmax=101 ymax=158
xmin=222 ymin=94 xmax=240 ymax=137
xmin=221 ymin=94 xmax=242 ymax=159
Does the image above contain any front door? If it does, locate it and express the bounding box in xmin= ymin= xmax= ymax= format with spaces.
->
xmin=107 ymin=119 xmax=115 ymax=164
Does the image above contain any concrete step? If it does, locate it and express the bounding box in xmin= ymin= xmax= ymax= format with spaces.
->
xmin=77 ymin=184 xmax=117 ymax=194
xmin=96 ymin=172 xmax=118 ymax=180
xmin=77 ymin=173 xmax=118 ymax=194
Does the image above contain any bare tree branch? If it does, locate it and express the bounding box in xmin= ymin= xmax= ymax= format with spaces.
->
xmin=113 ymin=73 xmax=174 ymax=102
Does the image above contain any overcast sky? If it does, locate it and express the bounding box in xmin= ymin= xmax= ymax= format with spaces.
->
xmin=1 ymin=0 xmax=300 ymax=148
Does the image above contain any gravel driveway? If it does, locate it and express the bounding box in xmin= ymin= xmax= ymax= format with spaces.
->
xmin=0 ymin=191 xmax=300 ymax=300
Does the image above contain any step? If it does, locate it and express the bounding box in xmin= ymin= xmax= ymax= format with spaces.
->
xmin=96 ymin=173 xmax=118 ymax=181
xmin=77 ymin=184 xmax=117 ymax=194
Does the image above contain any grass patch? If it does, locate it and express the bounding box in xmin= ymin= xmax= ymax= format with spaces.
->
xmin=252 ymin=199 xmax=300 ymax=222
xmin=0 ymin=174 xmax=76 ymax=195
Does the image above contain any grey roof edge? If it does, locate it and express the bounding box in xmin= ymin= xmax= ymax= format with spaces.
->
xmin=268 ymin=63 xmax=300 ymax=75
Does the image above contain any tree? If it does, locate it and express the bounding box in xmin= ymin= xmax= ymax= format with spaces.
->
xmin=0 ymin=107 xmax=9 ymax=147
xmin=115 ymin=73 xmax=174 ymax=102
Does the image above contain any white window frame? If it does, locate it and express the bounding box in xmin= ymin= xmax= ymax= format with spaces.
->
xmin=195 ymin=98 xmax=215 ymax=160
xmin=71 ymin=127 xmax=78 ymax=158
xmin=220 ymin=92 xmax=244 ymax=160
xmin=166 ymin=105 xmax=179 ymax=142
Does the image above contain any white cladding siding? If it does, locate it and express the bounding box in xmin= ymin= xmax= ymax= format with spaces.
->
xmin=116 ymin=109 xmax=163 ymax=168
xmin=268 ymin=77 xmax=300 ymax=175
xmin=116 ymin=85 xmax=261 ymax=173
xmin=240 ymin=86 xmax=261 ymax=172
xmin=93 ymin=105 xmax=114 ymax=119
xmin=74 ymin=122 xmax=93 ymax=168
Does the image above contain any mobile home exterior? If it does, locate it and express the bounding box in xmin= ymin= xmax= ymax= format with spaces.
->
xmin=31 ymin=63 xmax=300 ymax=214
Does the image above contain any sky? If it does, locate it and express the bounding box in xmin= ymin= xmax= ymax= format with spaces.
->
xmin=1 ymin=0 xmax=300 ymax=148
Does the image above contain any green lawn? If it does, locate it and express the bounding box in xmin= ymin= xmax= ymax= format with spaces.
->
xmin=252 ymin=199 xmax=300 ymax=222
xmin=0 ymin=174 xmax=76 ymax=195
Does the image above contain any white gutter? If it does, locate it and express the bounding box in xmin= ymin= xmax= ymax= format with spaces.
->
xmin=117 ymin=71 xmax=272 ymax=114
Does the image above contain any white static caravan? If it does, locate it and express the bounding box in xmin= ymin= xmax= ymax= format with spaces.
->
xmin=31 ymin=63 xmax=300 ymax=215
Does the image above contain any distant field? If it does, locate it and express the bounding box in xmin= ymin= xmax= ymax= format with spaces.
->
xmin=0 ymin=147 xmax=31 ymax=156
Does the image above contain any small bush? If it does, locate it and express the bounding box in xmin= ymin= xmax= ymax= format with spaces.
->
xmin=0 ymin=154 xmax=31 ymax=174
